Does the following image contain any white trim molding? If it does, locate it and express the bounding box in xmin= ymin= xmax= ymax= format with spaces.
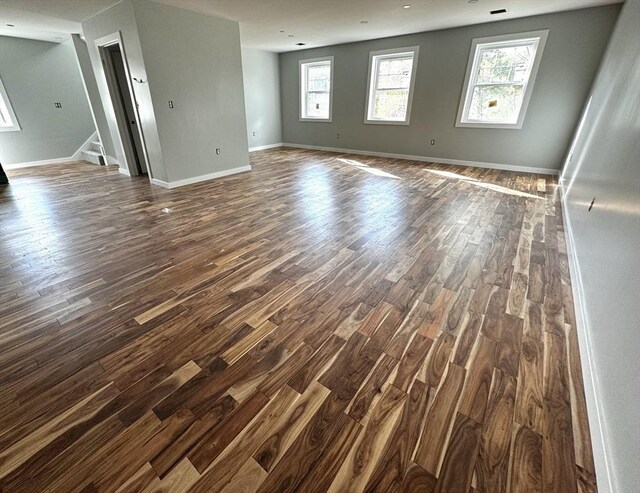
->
xmin=118 ymin=167 xmax=131 ymax=177
xmin=249 ymin=143 xmax=283 ymax=152
xmin=282 ymin=143 xmax=559 ymax=175
xmin=560 ymin=183 xmax=614 ymax=493
xmin=149 ymin=178 xmax=170 ymax=188
xmin=143 ymin=165 xmax=252 ymax=189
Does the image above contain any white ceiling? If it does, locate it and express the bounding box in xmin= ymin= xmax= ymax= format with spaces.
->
xmin=0 ymin=0 xmax=115 ymax=42
xmin=0 ymin=0 xmax=622 ymax=49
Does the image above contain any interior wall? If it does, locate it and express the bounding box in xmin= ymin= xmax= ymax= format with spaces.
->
xmin=560 ymin=0 xmax=640 ymax=491
xmin=82 ymin=0 xmax=168 ymax=181
xmin=70 ymin=34 xmax=116 ymax=161
xmin=0 ymin=36 xmax=95 ymax=165
xmin=242 ymin=48 xmax=282 ymax=150
xmin=279 ymin=5 xmax=620 ymax=172
xmin=133 ymin=0 xmax=249 ymax=183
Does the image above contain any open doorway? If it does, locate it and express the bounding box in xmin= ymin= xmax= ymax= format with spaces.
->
xmin=105 ymin=45 xmax=147 ymax=175
xmin=96 ymin=33 xmax=149 ymax=178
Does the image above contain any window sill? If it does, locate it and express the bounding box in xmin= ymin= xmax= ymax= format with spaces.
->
xmin=456 ymin=120 xmax=523 ymax=130
xmin=300 ymin=117 xmax=332 ymax=123
xmin=364 ymin=119 xmax=410 ymax=126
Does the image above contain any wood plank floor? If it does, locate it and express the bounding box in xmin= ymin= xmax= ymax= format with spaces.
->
xmin=0 ymin=148 xmax=596 ymax=492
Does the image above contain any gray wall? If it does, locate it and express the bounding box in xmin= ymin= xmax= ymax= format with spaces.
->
xmin=561 ymin=0 xmax=640 ymax=491
xmin=133 ymin=0 xmax=249 ymax=182
xmin=280 ymin=5 xmax=620 ymax=172
xmin=0 ymin=36 xmax=95 ymax=165
xmin=70 ymin=34 xmax=116 ymax=161
xmin=242 ymin=48 xmax=282 ymax=149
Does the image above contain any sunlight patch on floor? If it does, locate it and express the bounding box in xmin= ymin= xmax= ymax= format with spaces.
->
xmin=423 ymin=168 xmax=543 ymax=199
xmin=336 ymin=158 xmax=401 ymax=180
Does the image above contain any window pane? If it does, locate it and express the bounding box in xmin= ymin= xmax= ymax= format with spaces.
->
xmin=306 ymin=91 xmax=330 ymax=118
xmin=373 ymin=89 xmax=409 ymax=120
xmin=376 ymin=57 xmax=412 ymax=89
xmin=307 ymin=63 xmax=330 ymax=92
xmin=476 ymin=43 xmax=535 ymax=84
xmin=467 ymin=84 xmax=524 ymax=123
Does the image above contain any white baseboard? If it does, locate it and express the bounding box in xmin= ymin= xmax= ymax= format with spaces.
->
xmin=147 ymin=165 xmax=252 ymax=189
xmin=4 ymin=156 xmax=76 ymax=170
xmin=249 ymin=143 xmax=283 ymax=152
xmin=282 ymin=143 xmax=559 ymax=176
xmin=560 ymin=183 xmax=613 ymax=493
xmin=149 ymin=178 xmax=170 ymax=188
xmin=71 ymin=131 xmax=99 ymax=161
xmin=106 ymin=155 xmax=119 ymax=166
xmin=118 ymin=167 xmax=131 ymax=177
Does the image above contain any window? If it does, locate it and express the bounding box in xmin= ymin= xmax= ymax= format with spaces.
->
xmin=365 ymin=46 xmax=419 ymax=125
xmin=0 ymin=76 xmax=20 ymax=132
xmin=456 ymin=30 xmax=548 ymax=129
xmin=299 ymin=56 xmax=333 ymax=121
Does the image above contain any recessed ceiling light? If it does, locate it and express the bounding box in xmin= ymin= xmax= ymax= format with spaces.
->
xmin=6 ymin=24 xmax=15 ymax=27
xmin=403 ymin=5 xmax=411 ymax=9
xmin=279 ymin=30 xmax=285 ymax=33
xmin=287 ymin=34 xmax=294 ymax=37
xmin=360 ymin=20 xmax=368 ymax=24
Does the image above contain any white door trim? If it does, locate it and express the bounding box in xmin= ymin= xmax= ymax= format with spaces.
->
xmin=94 ymin=31 xmax=153 ymax=182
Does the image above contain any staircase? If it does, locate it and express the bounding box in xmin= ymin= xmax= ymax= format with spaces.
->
xmin=82 ymin=139 xmax=106 ymax=165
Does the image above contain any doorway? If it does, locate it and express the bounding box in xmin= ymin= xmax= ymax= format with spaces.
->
xmin=96 ymin=33 xmax=149 ymax=178
xmin=106 ymin=45 xmax=147 ymax=175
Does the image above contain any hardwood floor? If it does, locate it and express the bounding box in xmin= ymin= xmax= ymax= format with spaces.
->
xmin=0 ymin=148 xmax=596 ymax=492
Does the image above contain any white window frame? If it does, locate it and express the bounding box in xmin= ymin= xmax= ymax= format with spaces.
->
xmin=456 ymin=30 xmax=548 ymax=130
xmin=364 ymin=46 xmax=419 ymax=126
xmin=299 ymin=56 xmax=334 ymax=122
xmin=0 ymin=75 xmax=20 ymax=132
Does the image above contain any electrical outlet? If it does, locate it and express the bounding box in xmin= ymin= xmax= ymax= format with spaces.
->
xmin=168 ymin=101 xmax=174 ymax=108
xmin=252 ymin=131 xmax=256 ymax=137
xmin=215 ymin=148 xmax=221 ymax=155
xmin=430 ymin=139 xmax=436 ymax=145
xmin=54 ymin=102 xmax=62 ymax=108
xmin=336 ymin=133 xmax=340 ymax=139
